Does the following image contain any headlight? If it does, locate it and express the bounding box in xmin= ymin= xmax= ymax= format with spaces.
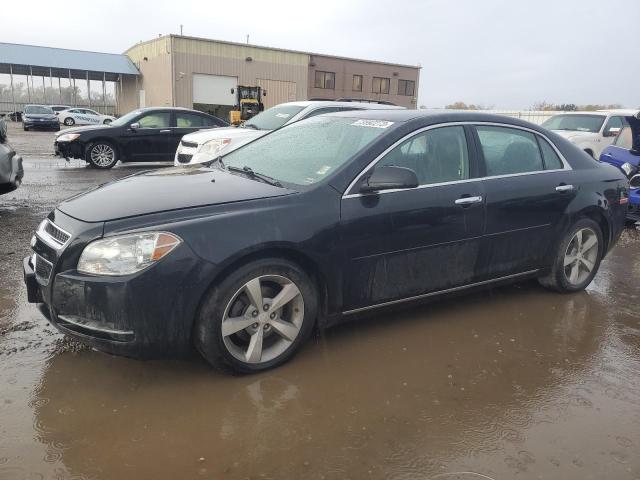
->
xmin=57 ymin=133 xmax=80 ymax=142
xmin=77 ymin=232 xmax=181 ymax=276
xmin=189 ymin=138 xmax=232 ymax=164
xmin=621 ymin=162 xmax=634 ymax=177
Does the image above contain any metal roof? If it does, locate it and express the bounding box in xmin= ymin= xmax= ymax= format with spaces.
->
xmin=0 ymin=42 xmax=139 ymax=80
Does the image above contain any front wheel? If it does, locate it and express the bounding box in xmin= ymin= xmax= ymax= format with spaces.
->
xmin=538 ymin=218 xmax=603 ymax=292
xmin=86 ymin=142 xmax=118 ymax=169
xmin=194 ymin=258 xmax=318 ymax=374
xmin=64 ymin=117 xmax=75 ymax=126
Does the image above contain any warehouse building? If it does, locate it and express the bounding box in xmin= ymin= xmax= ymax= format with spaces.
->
xmin=121 ymin=35 xmax=420 ymax=118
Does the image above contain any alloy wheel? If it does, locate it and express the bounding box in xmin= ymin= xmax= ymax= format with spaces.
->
xmin=90 ymin=144 xmax=115 ymax=167
xmin=221 ymin=275 xmax=304 ymax=364
xmin=563 ymin=227 xmax=598 ymax=285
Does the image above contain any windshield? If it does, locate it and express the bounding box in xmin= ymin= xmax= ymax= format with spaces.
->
xmin=24 ymin=105 xmax=54 ymax=115
xmin=541 ymin=114 xmax=605 ymax=133
xmin=223 ymin=116 xmax=392 ymax=186
xmin=244 ymin=105 xmax=306 ymax=130
xmin=109 ymin=110 xmax=143 ymax=127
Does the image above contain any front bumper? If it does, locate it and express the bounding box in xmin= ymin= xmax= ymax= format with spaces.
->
xmin=54 ymin=140 xmax=83 ymax=159
xmin=24 ymin=119 xmax=59 ymax=129
xmin=23 ymin=211 xmax=212 ymax=358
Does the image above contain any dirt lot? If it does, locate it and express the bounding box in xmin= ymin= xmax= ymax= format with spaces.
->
xmin=1 ymin=123 xmax=640 ymax=480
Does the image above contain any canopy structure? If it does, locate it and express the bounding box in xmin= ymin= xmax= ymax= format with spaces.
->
xmin=0 ymin=42 xmax=139 ymax=113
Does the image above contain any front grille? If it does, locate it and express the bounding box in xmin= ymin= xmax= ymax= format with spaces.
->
xmin=180 ymin=140 xmax=199 ymax=149
xmin=177 ymin=153 xmax=193 ymax=164
xmin=34 ymin=254 xmax=53 ymax=285
xmin=44 ymin=221 xmax=71 ymax=246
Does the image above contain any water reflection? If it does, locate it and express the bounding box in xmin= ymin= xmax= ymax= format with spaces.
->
xmin=25 ymin=283 xmax=612 ymax=480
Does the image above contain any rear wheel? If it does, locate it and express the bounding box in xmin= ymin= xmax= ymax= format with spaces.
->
xmin=64 ymin=117 xmax=75 ymax=126
xmin=538 ymin=218 xmax=603 ymax=292
xmin=86 ymin=141 xmax=118 ymax=169
xmin=103 ymin=119 xmax=112 ymax=125
xmin=194 ymin=258 xmax=318 ymax=374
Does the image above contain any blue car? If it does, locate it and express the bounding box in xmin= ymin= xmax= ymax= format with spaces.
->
xmin=600 ymin=113 xmax=640 ymax=222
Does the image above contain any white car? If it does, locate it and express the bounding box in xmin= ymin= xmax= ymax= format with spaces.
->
xmin=58 ymin=108 xmax=116 ymax=127
xmin=174 ymin=101 xmax=404 ymax=166
xmin=541 ymin=110 xmax=637 ymax=158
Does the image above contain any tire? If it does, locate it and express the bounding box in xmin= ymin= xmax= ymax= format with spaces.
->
xmin=85 ymin=141 xmax=118 ymax=169
xmin=584 ymin=149 xmax=595 ymax=158
xmin=23 ymin=124 xmax=28 ymax=131
xmin=538 ymin=218 xmax=603 ymax=293
xmin=103 ymin=119 xmax=112 ymax=125
xmin=64 ymin=117 xmax=75 ymax=126
xmin=194 ymin=258 xmax=318 ymax=374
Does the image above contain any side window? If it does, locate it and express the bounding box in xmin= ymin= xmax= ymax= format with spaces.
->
xmin=603 ymin=116 xmax=625 ymax=137
xmin=476 ymin=126 xmax=544 ymax=176
xmin=378 ymin=126 xmax=469 ymax=185
xmin=137 ymin=112 xmax=170 ymax=129
xmin=538 ymin=137 xmax=564 ymax=170
xmin=613 ymin=126 xmax=633 ymax=149
xmin=176 ymin=113 xmax=205 ymax=127
xmin=86 ymin=110 xmax=99 ymax=116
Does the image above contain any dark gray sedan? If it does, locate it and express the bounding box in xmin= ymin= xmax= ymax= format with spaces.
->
xmin=0 ymin=118 xmax=24 ymax=194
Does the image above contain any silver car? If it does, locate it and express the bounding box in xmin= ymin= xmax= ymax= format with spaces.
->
xmin=0 ymin=118 xmax=24 ymax=194
xmin=174 ymin=101 xmax=404 ymax=166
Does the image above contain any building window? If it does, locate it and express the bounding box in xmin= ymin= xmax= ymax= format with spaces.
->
xmin=315 ymin=71 xmax=336 ymax=89
xmin=352 ymin=75 xmax=363 ymax=92
xmin=398 ymin=79 xmax=415 ymax=96
xmin=372 ymin=77 xmax=390 ymax=94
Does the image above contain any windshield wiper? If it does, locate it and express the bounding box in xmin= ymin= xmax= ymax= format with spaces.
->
xmin=242 ymin=123 xmax=260 ymax=130
xmin=227 ymin=165 xmax=282 ymax=187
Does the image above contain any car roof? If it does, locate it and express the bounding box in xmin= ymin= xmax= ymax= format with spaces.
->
xmin=132 ymin=106 xmax=213 ymax=114
xmin=279 ymin=101 xmax=404 ymax=110
xmin=551 ymin=110 xmax=638 ymax=117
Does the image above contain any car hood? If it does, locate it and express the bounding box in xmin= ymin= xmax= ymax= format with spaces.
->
xmin=551 ymin=130 xmax=595 ymax=141
xmin=57 ymin=167 xmax=296 ymax=222
xmin=56 ymin=124 xmax=110 ymax=137
xmin=182 ymin=126 xmax=268 ymax=145
xmin=24 ymin=113 xmax=57 ymax=120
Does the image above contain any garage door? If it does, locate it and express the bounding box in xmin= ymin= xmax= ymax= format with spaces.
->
xmin=257 ymin=79 xmax=297 ymax=109
xmin=193 ymin=74 xmax=237 ymax=106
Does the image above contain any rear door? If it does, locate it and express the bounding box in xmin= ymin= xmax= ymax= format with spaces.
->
xmin=474 ymin=124 xmax=575 ymax=278
xmin=121 ymin=111 xmax=172 ymax=161
xmin=340 ymin=125 xmax=485 ymax=311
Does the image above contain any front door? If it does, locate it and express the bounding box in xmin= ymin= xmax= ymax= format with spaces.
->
xmin=340 ymin=125 xmax=485 ymax=311
xmin=474 ymin=125 xmax=576 ymax=278
xmin=122 ymin=111 xmax=172 ymax=161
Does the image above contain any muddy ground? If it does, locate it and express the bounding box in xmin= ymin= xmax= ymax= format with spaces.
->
xmin=1 ymin=123 xmax=639 ymax=480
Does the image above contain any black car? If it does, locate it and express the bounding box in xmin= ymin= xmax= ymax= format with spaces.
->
xmin=0 ymin=118 xmax=24 ymax=194
xmin=22 ymin=105 xmax=60 ymax=131
xmin=24 ymin=110 xmax=628 ymax=374
xmin=54 ymin=107 xmax=228 ymax=169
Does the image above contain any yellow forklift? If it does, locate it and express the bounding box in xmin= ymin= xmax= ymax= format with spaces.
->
xmin=229 ymin=86 xmax=265 ymax=125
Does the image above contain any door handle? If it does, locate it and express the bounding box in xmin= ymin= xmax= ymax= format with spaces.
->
xmin=556 ymin=184 xmax=574 ymax=192
xmin=454 ymin=195 xmax=483 ymax=206
xmin=160 ymin=129 xmax=171 ymax=133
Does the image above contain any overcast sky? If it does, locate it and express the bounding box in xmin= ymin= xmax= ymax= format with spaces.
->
xmin=2 ymin=0 xmax=638 ymax=109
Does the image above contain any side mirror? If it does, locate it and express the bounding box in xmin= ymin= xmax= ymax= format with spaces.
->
xmin=360 ymin=166 xmax=418 ymax=193
xmin=605 ymin=127 xmax=621 ymax=137
xmin=630 ymin=174 xmax=640 ymax=188
xmin=129 ymin=122 xmax=140 ymax=130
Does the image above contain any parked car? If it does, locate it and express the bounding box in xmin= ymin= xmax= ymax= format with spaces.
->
xmin=50 ymin=105 xmax=71 ymax=116
xmin=599 ymin=111 xmax=640 ymax=222
xmin=0 ymin=118 xmax=24 ymax=194
xmin=541 ymin=110 xmax=637 ymax=159
xmin=22 ymin=105 xmax=60 ymax=131
xmin=174 ymin=100 xmax=404 ymax=166
xmin=58 ymin=108 xmax=116 ymax=126
xmin=24 ymin=111 xmax=628 ymax=374
xmin=54 ymin=107 xmax=229 ymax=169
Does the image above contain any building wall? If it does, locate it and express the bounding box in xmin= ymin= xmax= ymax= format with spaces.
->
xmin=307 ymin=54 xmax=420 ymax=109
xmin=170 ymin=36 xmax=309 ymax=109
xmin=120 ymin=37 xmax=173 ymax=114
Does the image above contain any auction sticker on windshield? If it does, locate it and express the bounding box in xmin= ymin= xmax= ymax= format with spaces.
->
xmin=351 ymin=119 xmax=394 ymax=128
